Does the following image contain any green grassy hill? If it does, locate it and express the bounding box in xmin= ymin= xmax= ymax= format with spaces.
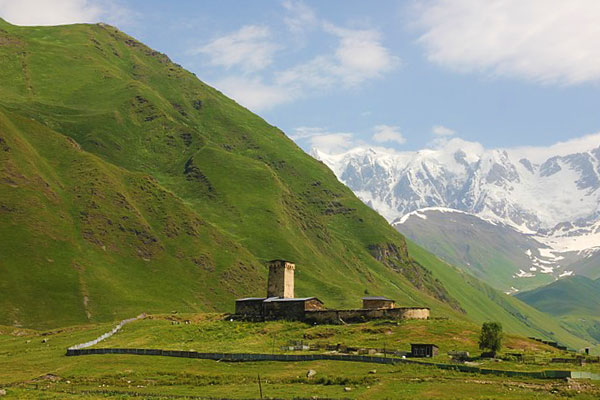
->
xmin=408 ymin=241 xmax=590 ymax=350
xmin=395 ymin=209 xmax=554 ymax=292
xmin=516 ymin=276 xmax=600 ymax=343
xmin=0 ymin=17 xmax=459 ymax=328
xmin=3 ymin=315 xmax=599 ymax=399
xmin=516 ymin=276 xmax=600 ymax=317
xmin=0 ymin=18 xmax=591 ymax=349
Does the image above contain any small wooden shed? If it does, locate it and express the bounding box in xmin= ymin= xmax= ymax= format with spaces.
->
xmin=411 ymin=343 xmax=439 ymax=358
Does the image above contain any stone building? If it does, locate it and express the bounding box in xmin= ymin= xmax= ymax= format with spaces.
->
xmin=362 ymin=296 xmax=395 ymax=309
xmin=234 ymin=259 xmax=430 ymax=322
xmin=263 ymin=297 xmax=324 ymax=320
xmin=235 ymin=260 xmax=324 ymax=320
xmin=411 ymin=343 xmax=439 ymax=358
xmin=234 ymin=297 xmax=266 ymax=318
xmin=267 ymin=259 xmax=295 ymax=298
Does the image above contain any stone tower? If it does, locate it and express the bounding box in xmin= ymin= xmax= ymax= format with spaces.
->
xmin=267 ymin=260 xmax=295 ymax=298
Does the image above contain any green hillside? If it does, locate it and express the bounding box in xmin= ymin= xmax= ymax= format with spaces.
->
xmin=516 ymin=276 xmax=600 ymax=343
xmin=0 ymin=18 xmax=460 ymax=328
xmin=516 ymin=276 xmax=600 ymax=317
xmin=3 ymin=316 xmax=599 ymax=399
xmin=395 ymin=210 xmax=554 ymax=292
xmin=407 ymin=241 xmax=589 ymax=349
xmin=0 ymin=18 xmax=591 ymax=349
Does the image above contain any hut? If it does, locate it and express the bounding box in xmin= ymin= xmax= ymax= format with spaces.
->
xmin=411 ymin=343 xmax=439 ymax=358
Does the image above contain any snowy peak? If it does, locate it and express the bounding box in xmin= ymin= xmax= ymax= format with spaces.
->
xmin=314 ymin=136 xmax=600 ymax=254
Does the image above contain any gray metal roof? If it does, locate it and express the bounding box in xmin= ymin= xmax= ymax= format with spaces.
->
xmin=362 ymin=296 xmax=394 ymax=301
xmin=235 ymin=297 xmax=266 ymax=302
xmin=263 ymin=297 xmax=321 ymax=303
xmin=411 ymin=343 xmax=439 ymax=348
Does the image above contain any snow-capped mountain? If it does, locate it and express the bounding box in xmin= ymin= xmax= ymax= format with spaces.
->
xmin=313 ymin=135 xmax=600 ymax=287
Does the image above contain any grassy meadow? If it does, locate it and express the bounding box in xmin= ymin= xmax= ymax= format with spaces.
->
xmin=1 ymin=314 xmax=600 ymax=399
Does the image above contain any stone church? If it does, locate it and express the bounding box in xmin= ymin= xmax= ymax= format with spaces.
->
xmin=235 ymin=259 xmax=430 ymax=323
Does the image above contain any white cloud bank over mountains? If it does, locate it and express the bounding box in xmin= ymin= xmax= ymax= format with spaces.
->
xmin=415 ymin=0 xmax=600 ymax=85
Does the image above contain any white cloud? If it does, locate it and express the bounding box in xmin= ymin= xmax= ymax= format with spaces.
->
xmin=507 ymin=132 xmax=600 ymax=163
xmin=324 ymin=23 xmax=400 ymax=86
xmin=203 ymin=22 xmax=399 ymax=111
xmin=0 ymin=0 xmax=102 ymax=25
xmin=291 ymin=127 xmax=357 ymax=154
xmin=415 ymin=0 xmax=600 ymax=85
xmin=283 ymin=0 xmax=317 ymax=34
xmin=309 ymin=133 xmax=356 ymax=154
xmin=372 ymin=125 xmax=406 ymax=145
xmin=276 ymin=55 xmax=337 ymax=91
xmin=274 ymin=23 xmax=399 ymax=98
xmin=432 ymin=125 xmax=455 ymax=136
xmin=213 ymin=76 xmax=291 ymax=111
xmin=0 ymin=0 xmax=134 ymax=27
xmin=276 ymin=24 xmax=399 ymax=91
xmin=293 ymin=125 xmax=408 ymax=155
xmin=194 ymin=25 xmax=279 ymax=72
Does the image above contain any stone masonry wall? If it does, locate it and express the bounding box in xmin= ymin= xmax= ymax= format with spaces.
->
xmin=304 ymin=307 xmax=430 ymax=324
xmin=362 ymin=299 xmax=395 ymax=309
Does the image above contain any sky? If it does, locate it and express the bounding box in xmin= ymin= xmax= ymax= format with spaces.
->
xmin=1 ymin=0 xmax=600 ymax=155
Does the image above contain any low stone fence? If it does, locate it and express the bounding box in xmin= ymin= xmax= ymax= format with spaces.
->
xmin=67 ymin=313 xmax=146 ymax=350
xmin=304 ymin=307 xmax=430 ymax=324
xmin=65 ymin=348 xmax=600 ymax=380
xmin=281 ymin=341 xmax=409 ymax=356
xmin=551 ymin=357 xmax=600 ymax=365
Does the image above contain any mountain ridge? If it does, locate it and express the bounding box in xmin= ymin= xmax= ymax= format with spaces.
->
xmin=314 ymin=137 xmax=600 ymax=283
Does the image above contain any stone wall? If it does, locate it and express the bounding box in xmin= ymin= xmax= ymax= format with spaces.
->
xmin=305 ymin=298 xmax=325 ymax=311
xmin=67 ymin=313 xmax=145 ymax=350
xmin=235 ymin=300 xmax=264 ymax=316
xmin=362 ymin=299 xmax=395 ymax=309
xmin=263 ymin=300 xmax=305 ymax=321
xmin=304 ymin=307 xmax=430 ymax=324
xmin=66 ymin=348 xmax=600 ymax=380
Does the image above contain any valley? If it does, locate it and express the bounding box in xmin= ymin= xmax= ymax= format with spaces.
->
xmin=0 ymin=11 xmax=599 ymax=400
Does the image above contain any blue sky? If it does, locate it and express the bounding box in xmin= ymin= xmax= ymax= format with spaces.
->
xmin=2 ymin=0 xmax=600 ymax=154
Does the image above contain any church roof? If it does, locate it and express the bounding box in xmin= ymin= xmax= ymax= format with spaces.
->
xmin=263 ymin=296 xmax=321 ymax=303
xmin=236 ymin=297 xmax=266 ymax=302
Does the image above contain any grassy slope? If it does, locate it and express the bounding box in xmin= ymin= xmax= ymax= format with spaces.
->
xmin=396 ymin=211 xmax=554 ymax=292
xmin=517 ymin=276 xmax=600 ymax=343
xmin=96 ymin=314 xmax=566 ymax=363
xmin=0 ymin=18 xmax=590 ymax=350
xmin=2 ymin=316 xmax=599 ymax=399
xmin=0 ymin=314 xmax=599 ymax=400
xmin=569 ymin=252 xmax=600 ymax=279
xmin=516 ymin=276 xmax=600 ymax=317
xmin=0 ymin=18 xmax=458 ymax=328
xmin=407 ymin=240 xmax=590 ymax=349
